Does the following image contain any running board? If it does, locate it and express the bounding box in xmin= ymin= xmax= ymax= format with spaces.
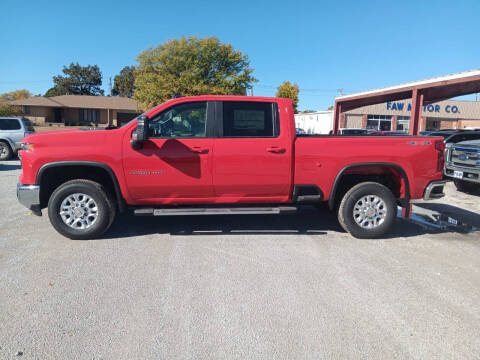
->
xmin=134 ymin=206 xmax=298 ymax=216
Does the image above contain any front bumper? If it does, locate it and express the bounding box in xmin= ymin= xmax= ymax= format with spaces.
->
xmin=423 ymin=180 xmax=446 ymax=200
xmin=445 ymin=165 xmax=480 ymax=184
xmin=17 ymin=183 xmax=41 ymax=212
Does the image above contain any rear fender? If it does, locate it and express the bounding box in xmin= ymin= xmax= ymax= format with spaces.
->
xmin=328 ymin=162 xmax=411 ymax=210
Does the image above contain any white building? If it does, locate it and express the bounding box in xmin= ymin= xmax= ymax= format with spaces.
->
xmin=294 ymin=110 xmax=333 ymax=134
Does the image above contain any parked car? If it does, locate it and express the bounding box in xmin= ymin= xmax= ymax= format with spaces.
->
xmin=338 ymin=128 xmax=370 ymax=135
xmin=374 ymin=131 xmax=408 ymax=136
xmin=296 ymin=128 xmax=306 ymax=135
xmin=444 ymin=139 xmax=480 ymax=192
xmin=17 ymin=96 xmax=446 ymax=240
xmin=443 ymin=131 xmax=480 ymax=145
xmin=420 ymin=130 xmax=459 ymax=138
xmin=0 ymin=117 xmax=35 ymax=160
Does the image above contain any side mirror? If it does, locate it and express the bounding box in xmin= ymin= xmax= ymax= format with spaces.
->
xmin=131 ymin=115 xmax=149 ymax=149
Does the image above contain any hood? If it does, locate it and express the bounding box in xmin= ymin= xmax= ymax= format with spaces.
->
xmin=454 ymin=139 xmax=480 ymax=148
xmin=21 ymin=128 xmax=118 ymax=147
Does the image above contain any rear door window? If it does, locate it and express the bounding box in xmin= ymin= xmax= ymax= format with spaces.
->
xmin=222 ymin=102 xmax=278 ymax=137
xmin=0 ymin=118 xmax=21 ymax=130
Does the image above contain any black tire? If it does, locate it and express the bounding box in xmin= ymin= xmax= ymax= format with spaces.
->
xmin=0 ymin=141 xmax=13 ymax=161
xmin=453 ymin=179 xmax=478 ymax=193
xmin=48 ymin=179 xmax=116 ymax=240
xmin=338 ymin=182 xmax=396 ymax=239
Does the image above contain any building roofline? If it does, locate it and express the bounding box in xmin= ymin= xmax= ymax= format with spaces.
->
xmin=336 ymin=69 xmax=480 ymax=101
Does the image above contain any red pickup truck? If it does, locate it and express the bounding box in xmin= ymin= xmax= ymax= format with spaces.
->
xmin=17 ymin=96 xmax=446 ymax=239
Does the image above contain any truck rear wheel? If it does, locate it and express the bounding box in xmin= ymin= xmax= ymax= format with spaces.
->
xmin=48 ymin=179 xmax=116 ymax=240
xmin=337 ymin=182 xmax=396 ymax=239
xmin=453 ymin=179 xmax=477 ymax=193
xmin=0 ymin=141 xmax=13 ymax=160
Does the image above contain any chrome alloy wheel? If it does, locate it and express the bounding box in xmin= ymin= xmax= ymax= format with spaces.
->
xmin=0 ymin=143 xmax=7 ymax=156
xmin=59 ymin=193 xmax=98 ymax=229
xmin=353 ymin=195 xmax=387 ymax=229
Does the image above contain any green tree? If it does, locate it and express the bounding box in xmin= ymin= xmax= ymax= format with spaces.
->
xmin=44 ymin=87 xmax=64 ymax=97
xmin=0 ymin=89 xmax=32 ymax=101
xmin=112 ymin=66 xmax=136 ymax=98
xmin=45 ymin=63 xmax=104 ymax=96
xmin=0 ymin=103 xmax=17 ymax=116
xmin=134 ymin=36 xmax=257 ymax=109
xmin=276 ymin=81 xmax=299 ymax=112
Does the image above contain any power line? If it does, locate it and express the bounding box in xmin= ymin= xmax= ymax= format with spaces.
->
xmin=255 ymin=83 xmax=360 ymax=94
xmin=0 ymin=79 xmax=51 ymax=84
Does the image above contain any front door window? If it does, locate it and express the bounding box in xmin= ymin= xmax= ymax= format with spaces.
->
xmin=148 ymin=102 xmax=206 ymax=138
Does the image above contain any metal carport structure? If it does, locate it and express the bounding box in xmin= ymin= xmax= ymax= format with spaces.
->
xmin=333 ymin=69 xmax=480 ymax=135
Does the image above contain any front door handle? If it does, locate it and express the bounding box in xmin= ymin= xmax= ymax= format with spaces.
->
xmin=191 ymin=146 xmax=209 ymax=154
xmin=266 ymin=146 xmax=286 ymax=153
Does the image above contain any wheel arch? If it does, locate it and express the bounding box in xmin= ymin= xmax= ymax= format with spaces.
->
xmin=36 ymin=161 xmax=126 ymax=212
xmin=0 ymin=137 xmax=15 ymax=151
xmin=328 ymin=162 xmax=411 ymax=210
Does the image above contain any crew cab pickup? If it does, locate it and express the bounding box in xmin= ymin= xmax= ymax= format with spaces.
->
xmin=17 ymin=96 xmax=446 ymax=239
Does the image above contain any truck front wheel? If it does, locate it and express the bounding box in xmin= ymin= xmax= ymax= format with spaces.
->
xmin=337 ymin=182 xmax=396 ymax=239
xmin=48 ymin=179 xmax=116 ymax=240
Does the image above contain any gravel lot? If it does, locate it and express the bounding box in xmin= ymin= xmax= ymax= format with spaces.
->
xmin=1 ymin=159 xmax=479 ymax=359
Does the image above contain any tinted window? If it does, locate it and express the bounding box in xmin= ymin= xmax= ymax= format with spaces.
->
xmin=0 ymin=118 xmax=21 ymax=130
xmin=341 ymin=129 xmax=369 ymax=135
xmin=223 ymin=102 xmax=275 ymax=137
xmin=448 ymin=133 xmax=480 ymax=143
xmin=21 ymin=118 xmax=35 ymax=132
xmin=149 ymin=102 xmax=206 ymax=138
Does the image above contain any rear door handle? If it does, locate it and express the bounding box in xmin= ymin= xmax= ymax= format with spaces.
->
xmin=191 ymin=146 xmax=209 ymax=154
xmin=266 ymin=146 xmax=286 ymax=153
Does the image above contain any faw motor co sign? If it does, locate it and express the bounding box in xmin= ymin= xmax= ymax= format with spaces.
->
xmin=386 ymin=102 xmax=460 ymax=114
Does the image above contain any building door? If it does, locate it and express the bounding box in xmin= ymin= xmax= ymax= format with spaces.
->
xmin=54 ymin=108 xmax=62 ymax=123
xmin=122 ymin=101 xmax=215 ymax=203
xmin=117 ymin=112 xmax=140 ymax=126
xmin=426 ymin=118 xmax=440 ymax=131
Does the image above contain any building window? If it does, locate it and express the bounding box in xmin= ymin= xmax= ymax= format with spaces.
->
xmin=79 ymin=109 xmax=100 ymax=123
xmin=22 ymin=105 xmax=31 ymax=115
xmin=397 ymin=116 xmax=410 ymax=131
xmin=367 ymin=115 xmax=392 ymax=131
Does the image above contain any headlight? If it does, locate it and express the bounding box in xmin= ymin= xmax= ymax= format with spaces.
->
xmin=20 ymin=143 xmax=34 ymax=151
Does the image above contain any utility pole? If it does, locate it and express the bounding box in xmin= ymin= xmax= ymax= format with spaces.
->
xmin=108 ymin=77 xmax=112 ymax=96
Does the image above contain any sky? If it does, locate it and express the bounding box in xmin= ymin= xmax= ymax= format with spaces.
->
xmin=1 ymin=0 xmax=479 ymax=110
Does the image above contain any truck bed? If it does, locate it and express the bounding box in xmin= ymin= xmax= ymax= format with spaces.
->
xmin=294 ymin=136 xmax=444 ymax=201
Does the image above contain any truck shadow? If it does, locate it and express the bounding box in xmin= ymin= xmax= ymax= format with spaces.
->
xmin=100 ymin=205 xmax=465 ymax=240
xmin=413 ymin=203 xmax=480 ymax=231
xmin=0 ymin=161 xmax=21 ymax=171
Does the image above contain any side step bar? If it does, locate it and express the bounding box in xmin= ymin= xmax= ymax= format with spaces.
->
xmin=134 ymin=206 xmax=298 ymax=216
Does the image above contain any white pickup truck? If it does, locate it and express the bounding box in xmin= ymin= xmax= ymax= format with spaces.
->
xmin=445 ymin=139 xmax=480 ymax=192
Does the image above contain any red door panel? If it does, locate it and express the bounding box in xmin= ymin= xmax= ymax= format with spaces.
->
xmin=213 ymin=138 xmax=291 ymax=201
xmin=123 ymin=138 xmax=214 ymax=203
